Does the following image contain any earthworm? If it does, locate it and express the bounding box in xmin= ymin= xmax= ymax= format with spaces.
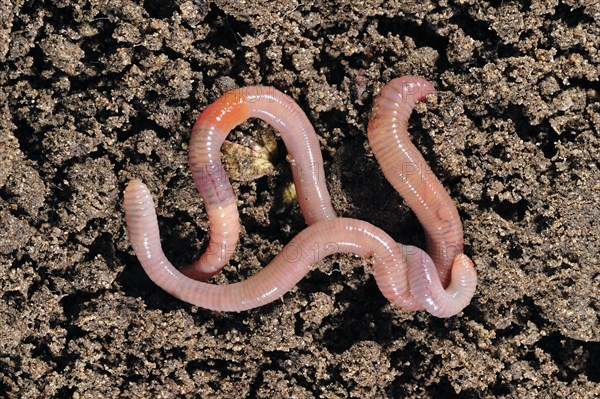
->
xmin=125 ymin=179 xmax=474 ymax=315
xmin=181 ymin=86 xmax=336 ymax=280
xmin=368 ymin=76 xmax=471 ymax=288
xmin=123 ymin=77 xmax=477 ymax=317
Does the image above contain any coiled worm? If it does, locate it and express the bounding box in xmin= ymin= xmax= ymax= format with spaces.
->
xmin=123 ymin=77 xmax=477 ymax=317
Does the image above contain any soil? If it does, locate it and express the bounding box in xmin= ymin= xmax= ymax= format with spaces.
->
xmin=0 ymin=0 xmax=599 ymax=398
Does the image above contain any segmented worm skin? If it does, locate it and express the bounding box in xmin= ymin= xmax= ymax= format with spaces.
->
xmin=368 ymin=76 xmax=477 ymax=315
xmin=123 ymin=77 xmax=477 ymax=317
xmin=125 ymin=179 xmax=421 ymax=312
xmin=369 ymin=76 xmax=467 ymax=288
xmin=124 ymin=179 xmax=474 ymax=316
xmin=181 ymin=86 xmax=336 ymax=281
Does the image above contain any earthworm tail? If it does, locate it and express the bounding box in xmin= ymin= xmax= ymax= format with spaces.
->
xmin=183 ymin=86 xmax=336 ymax=280
xmin=368 ymin=76 xmax=465 ymax=287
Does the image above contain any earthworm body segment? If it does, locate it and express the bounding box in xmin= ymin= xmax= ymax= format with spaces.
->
xmin=124 ymin=78 xmax=477 ymax=317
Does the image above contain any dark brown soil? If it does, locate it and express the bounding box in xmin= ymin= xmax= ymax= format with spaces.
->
xmin=1 ymin=0 xmax=599 ymax=398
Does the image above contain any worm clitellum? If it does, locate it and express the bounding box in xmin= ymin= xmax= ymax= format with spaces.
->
xmin=124 ymin=77 xmax=477 ymax=317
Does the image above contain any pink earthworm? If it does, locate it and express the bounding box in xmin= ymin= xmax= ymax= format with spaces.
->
xmin=181 ymin=86 xmax=336 ymax=281
xmin=123 ymin=77 xmax=477 ymax=317
xmin=125 ymin=179 xmax=474 ymax=315
xmin=368 ymin=76 xmax=474 ymax=289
